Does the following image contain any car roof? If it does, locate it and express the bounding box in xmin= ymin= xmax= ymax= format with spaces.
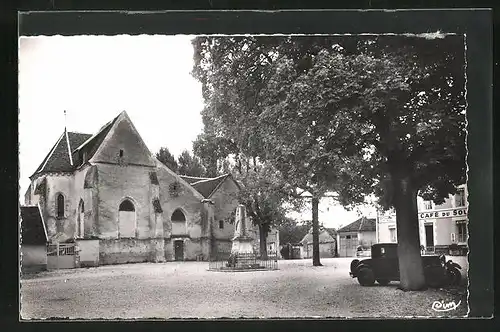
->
xmin=373 ymin=243 xmax=398 ymax=247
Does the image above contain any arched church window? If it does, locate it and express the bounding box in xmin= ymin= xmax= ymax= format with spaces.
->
xmin=171 ymin=209 xmax=187 ymax=235
xmin=171 ymin=209 xmax=186 ymax=222
xmin=56 ymin=193 xmax=65 ymax=218
xmin=119 ymin=199 xmax=135 ymax=212
xmin=118 ymin=198 xmax=136 ymax=238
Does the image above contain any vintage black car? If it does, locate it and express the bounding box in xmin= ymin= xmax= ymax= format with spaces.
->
xmin=349 ymin=243 xmax=462 ymax=287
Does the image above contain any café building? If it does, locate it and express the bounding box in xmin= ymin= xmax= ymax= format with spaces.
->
xmin=376 ymin=184 xmax=468 ymax=255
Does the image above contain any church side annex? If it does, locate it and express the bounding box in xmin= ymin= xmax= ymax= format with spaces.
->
xmin=23 ymin=111 xmax=242 ymax=265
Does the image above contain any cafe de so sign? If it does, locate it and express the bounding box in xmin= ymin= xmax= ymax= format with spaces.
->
xmin=419 ymin=207 xmax=468 ymax=220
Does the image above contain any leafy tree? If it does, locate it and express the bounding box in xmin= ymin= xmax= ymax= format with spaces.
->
xmin=278 ymin=218 xmax=310 ymax=245
xmin=177 ymin=150 xmax=206 ymax=177
xmin=192 ymin=117 xmax=237 ymax=178
xmin=232 ymin=156 xmax=305 ymax=258
xmin=191 ymin=35 xmax=466 ymax=290
xmin=194 ymin=138 xmax=303 ymax=257
xmin=156 ymin=147 xmax=178 ymax=173
xmin=192 ymin=36 xmax=361 ymax=267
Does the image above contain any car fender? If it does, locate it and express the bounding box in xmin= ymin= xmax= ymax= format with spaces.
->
xmin=355 ymin=263 xmax=372 ymax=273
xmin=447 ymin=261 xmax=462 ymax=270
xmin=350 ymin=262 xmax=371 ymax=278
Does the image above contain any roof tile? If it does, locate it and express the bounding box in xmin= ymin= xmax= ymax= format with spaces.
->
xmin=181 ymin=174 xmax=233 ymax=198
xmin=31 ymin=113 xmax=121 ymax=177
xmin=32 ymin=132 xmax=92 ymax=177
xmin=337 ymin=217 xmax=376 ymax=233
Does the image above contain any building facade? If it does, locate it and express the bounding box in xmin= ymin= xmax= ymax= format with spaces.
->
xmin=376 ymin=184 xmax=468 ymax=254
xmin=336 ymin=217 xmax=376 ymax=257
xmin=23 ymin=111 xmax=273 ymax=266
xmin=300 ymin=227 xmax=337 ymax=259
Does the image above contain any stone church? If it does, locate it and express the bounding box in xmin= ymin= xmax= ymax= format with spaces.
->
xmin=24 ymin=111 xmax=278 ymax=265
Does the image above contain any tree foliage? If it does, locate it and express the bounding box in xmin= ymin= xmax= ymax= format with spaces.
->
xmin=278 ymin=218 xmax=310 ymax=245
xmin=156 ymin=147 xmax=207 ymax=177
xmin=177 ymin=150 xmax=206 ymax=177
xmin=191 ymin=35 xmax=466 ymax=287
xmin=192 ymin=35 xmax=465 ymax=203
xmin=155 ymin=147 xmax=178 ymax=173
xmin=195 ymin=145 xmax=304 ymax=257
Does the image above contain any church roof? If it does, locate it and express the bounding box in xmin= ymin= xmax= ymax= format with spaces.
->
xmin=31 ymin=112 xmax=123 ymax=179
xmin=179 ymin=175 xmax=212 ymax=185
xmin=20 ymin=206 xmax=48 ymax=246
xmin=337 ymin=217 xmax=376 ymax=233
xmin=31 ymin=131 xmax=92 ymax=178
xmin=180 ymin=174 xmax=233 ymax=199
xmin=73 ymin=113 xmax=120 ymax=158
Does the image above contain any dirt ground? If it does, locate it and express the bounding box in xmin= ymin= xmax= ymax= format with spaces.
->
xmin=20 ymin=256 xmax=469 ymax=319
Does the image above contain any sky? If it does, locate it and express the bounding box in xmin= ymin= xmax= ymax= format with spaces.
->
xmin=18 ymin=35 xmax=375 ymax=229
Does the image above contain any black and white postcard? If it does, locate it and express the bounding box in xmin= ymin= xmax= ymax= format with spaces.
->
xmin=17 ymin=9 xmax=493 ymax=321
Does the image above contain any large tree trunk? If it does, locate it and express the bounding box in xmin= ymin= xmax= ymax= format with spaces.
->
xmin=392 ymin=174 xmax=426 ymax=291
xmin=312 ymin=197 xmax=322 ymax=266
xmin=258 ymin=223 xmax=268 ymax=259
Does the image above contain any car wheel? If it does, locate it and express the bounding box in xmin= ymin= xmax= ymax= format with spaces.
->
xmin=424 ymin=266 xmax=446 ymax=288
xmin=350 ymin=259 xmax=360 ymax=272
xmin=446 ymin=267 xmax=462 ymax=286
xmin=357 ymin=267 xmax=375 ymax=286
xmin=376 ymin=279 xmax=390 ymax=286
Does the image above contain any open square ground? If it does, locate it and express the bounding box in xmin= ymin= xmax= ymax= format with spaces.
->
xmin=20 ymin=257 xmax=468 ymax=319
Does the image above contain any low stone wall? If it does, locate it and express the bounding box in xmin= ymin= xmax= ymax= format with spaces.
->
xmin=183 ymin=238 xmax=203 ymax=261
xmin=164 ymin=237 xmax=210 ymax=261
xmin=76 ymin=239 xmax=100 ymax=267
xmin=164 ymin=238 xmax=174 ymax=261
xmin=99 ymin=238 xmax=164 ymax=265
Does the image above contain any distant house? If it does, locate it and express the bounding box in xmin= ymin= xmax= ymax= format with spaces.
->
xmin=20 ymin=205 xmax=49 ymax=272
xmin=299 ymin=227 xmax=337 ymax=259
xmin=280 ymin=243 xmax=303 ymax=259
xmin=336 ymin=217 xmax=376 ymax=257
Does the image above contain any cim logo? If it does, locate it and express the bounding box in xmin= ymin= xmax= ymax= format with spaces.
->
xmin=420 ymin=208 xmax=467 ymax=220
xmin=431 ymin=300 xmax=461 ymax=312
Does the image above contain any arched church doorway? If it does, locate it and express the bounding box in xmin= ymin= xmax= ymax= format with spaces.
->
xmin=174 ymin=240 xmax=184 ymax=261
xmin=119 ymin=198 xmax=136 ymax=238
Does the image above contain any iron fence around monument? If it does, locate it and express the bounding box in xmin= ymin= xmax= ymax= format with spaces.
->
xmin=208 ymin=250 xmax=279 ymax=271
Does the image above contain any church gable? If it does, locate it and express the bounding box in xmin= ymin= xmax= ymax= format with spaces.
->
xmin=155 ymin=159 xmax=205 ymax=202
xmin=180 ymin=174 xmax=241 ymax=200
xmin=89 ymin=112 xmax=155 ymax=167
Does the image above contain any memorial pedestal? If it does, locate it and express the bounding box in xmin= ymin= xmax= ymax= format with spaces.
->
xmin=231 ymin=236 xmax=254 ymax=254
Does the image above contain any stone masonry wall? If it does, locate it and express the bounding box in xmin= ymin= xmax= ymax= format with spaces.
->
xmin=72 ymin=166 xmax=100 ymax=238
xmin=156 ymin=166 xmax=206 ymax=239
xmin=99 ymin=238 xmax=163 ymax=265
xmin=210 ymin=178 xmax=240 ymax=241
xmin=43 ymin=175 xmax=74 ymax=239
xmin=76 ymin=239 xmax=99 ymax=267
xmin=97 ymin=163 xmax=155 ymax=239
xmin=90 ymin=115 xmax=156 ymax=168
